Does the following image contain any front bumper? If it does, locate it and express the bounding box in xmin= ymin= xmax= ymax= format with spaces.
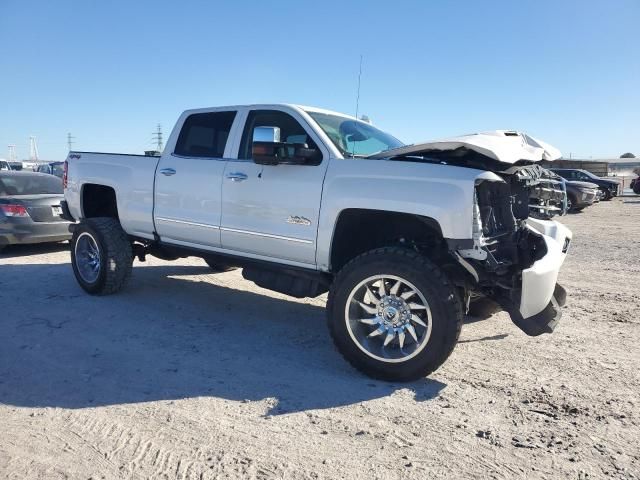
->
xmin=576 ymin=190 xmax=597 ymax=207
xmin=501 ymin=219 xmax=572 ymax=335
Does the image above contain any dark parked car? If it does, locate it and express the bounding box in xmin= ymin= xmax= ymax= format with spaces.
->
xmin=549 ymin=168 xmax=620 ymax=200
xmin=631 ymin=177 xmax=640 ymax=195
xmin=36 ymin=161 xmax=65 ymax=178
xmin=0 ymin=171 xmax=72 ymax=252
xmin=563 ymin=179 xmax=599 ymax=212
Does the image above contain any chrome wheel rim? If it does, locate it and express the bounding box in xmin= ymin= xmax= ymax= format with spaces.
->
xmin=75 ymin=232 xmax=101 ymax=284
xmin=345 ymin=275 xmax=432 ymax=363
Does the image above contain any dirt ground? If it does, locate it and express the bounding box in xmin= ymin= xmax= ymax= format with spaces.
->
xmin=1 ymin=198 xmax=639 ymax=480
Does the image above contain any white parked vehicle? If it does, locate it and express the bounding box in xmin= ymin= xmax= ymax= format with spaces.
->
xmin=62 ymin=104 xmax=571 ymax=381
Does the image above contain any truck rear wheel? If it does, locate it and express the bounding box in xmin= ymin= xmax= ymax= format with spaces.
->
xmin=71 ymin=217 xmax=133 ymax=295
xmin=327 ymin=247 xmax=463 ymax=381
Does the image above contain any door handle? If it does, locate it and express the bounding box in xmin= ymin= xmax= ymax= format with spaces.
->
xmin=160 ymin=168 xmax=176 ymax=176
xmin=226 ymin=172 xmax=248 ymax=182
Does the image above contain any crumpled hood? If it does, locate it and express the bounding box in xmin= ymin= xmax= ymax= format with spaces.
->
xmin=369 ymin=130 xmax=562 ymax=164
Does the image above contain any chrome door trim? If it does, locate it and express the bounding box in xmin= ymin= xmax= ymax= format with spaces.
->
xmin=155 ymin=217 xmax=220 ymax=230
xmin=155 ymin=218 xmax=311 ymax=244
xmin=220 ymin=227 xmax=313 ymax=244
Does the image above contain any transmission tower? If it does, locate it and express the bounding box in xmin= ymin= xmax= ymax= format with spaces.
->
xmin=152 ymin=124 xmax=163 ymax=152
xmin=8 ymin=145 xmax=17 ymax=163
xmin=67 ymin=133 xmax=76 ymax=151
xmin=29 ymin=136 xmax=39 ymax=161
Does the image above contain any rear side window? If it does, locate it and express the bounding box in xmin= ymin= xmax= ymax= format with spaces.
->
xmin=174 ymin=111 xmax=237 ymax=158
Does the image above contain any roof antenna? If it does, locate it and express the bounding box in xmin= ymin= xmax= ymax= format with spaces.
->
xmin=355 ymin=54 xmax=363 ymax=120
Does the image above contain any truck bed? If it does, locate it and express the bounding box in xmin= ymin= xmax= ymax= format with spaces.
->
xmin=65 ymin=151 xmax=161 ymax=239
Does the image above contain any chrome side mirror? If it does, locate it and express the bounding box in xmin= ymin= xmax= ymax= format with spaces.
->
xmin=253 ymin=126 xmax=280 ymax=143
xmin=252 ymin=126 xmax=282 ymax=165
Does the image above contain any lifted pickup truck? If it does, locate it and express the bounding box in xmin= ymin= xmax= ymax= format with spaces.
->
xmin=62 ymin=104 xmax=571 ymax=381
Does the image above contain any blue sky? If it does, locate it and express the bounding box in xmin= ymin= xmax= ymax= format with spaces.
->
xmin=1 ymin=0 xmax=638 ymax=160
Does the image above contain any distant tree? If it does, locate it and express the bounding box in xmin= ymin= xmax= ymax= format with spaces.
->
xmin=620 ymin=152 xmax=636 ymax=158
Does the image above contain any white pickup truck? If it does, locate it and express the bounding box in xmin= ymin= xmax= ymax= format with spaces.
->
xmin=62 ymin=104 xmax=571 ymax=381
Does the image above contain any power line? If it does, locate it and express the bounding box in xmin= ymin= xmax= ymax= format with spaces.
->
xmin=152 ymin=124 xmax=163 ymax=152
xmin=29 ymin=136 xmax=39 ymax=161
xmin=67 ymin=133 xmax=76 ymax=151
xmin=7 ymin=145 xmax=17 ymax=162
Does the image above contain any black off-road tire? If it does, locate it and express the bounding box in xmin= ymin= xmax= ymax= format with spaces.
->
xmin=203 ymin=258 xmax=238 ymax=272
xmin=602 ymin=188 xmax=613 ymax=201
xmin=71 ymin=217 xmax=133 ymax=295
xmin=327 ymin=247 xmax=463 ymax=382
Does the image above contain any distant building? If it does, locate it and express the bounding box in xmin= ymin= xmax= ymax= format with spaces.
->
xmin=541 ymin=158 xmax=610 ymax=176
xmin=541 ymin=158 xmax=640 ymax=178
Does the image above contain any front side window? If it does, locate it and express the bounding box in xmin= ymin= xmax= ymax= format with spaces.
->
xmin=239 ymin=110 xmax=321 ymax=164
xmin=174 ymin=111 xmax=237 ymax=158
xmin=307 ymin=111 xmax=404 ymax=158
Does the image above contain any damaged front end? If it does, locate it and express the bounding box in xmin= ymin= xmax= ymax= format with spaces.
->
xmin=377 ymin=130 xmax=572 ymax=336
xmin=457 ymin=165 xmax=571 ymax=336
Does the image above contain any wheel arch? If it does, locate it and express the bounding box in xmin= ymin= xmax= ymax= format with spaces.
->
xmin=80 ymin=183 xmax=119 ymax=219
xmin=328 ymin=208 xmax=446 ymax=273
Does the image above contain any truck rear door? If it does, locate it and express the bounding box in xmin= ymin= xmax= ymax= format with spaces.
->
xmin=153 ymin=110 xmax=239 ymax=247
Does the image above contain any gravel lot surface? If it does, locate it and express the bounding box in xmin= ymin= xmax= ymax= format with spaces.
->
xmin=1 ymin=198 xmax=639 ymax=479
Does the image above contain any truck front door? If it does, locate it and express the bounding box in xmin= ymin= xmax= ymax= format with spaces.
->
xmin=220 ymin=108 xmax=330 ymax=266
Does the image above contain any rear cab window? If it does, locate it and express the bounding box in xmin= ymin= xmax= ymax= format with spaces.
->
xmin=174 ymin=111 xmax=237 ymax=158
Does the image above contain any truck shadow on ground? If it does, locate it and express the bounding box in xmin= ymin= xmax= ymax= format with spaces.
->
xmin=0 ymin=262 xmax=445 ymax=414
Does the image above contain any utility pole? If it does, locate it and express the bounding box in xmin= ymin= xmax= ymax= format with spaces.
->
xmin=8 ymin=145 xmax=17 ymax=163
xmin=29 ymin=136 xmax=39 ymax=161
xmin=67 ymin=133 xmax=75 ymax=151
xmin=152 ymin=124 xmax=163 ymax=153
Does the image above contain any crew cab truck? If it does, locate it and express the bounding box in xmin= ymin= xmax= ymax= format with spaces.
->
xmin=62 ymin=104 xmax=571 ymax=381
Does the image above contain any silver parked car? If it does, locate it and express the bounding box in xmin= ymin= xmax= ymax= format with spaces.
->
xmin=0 ymin=171 xmax=72 ymax=252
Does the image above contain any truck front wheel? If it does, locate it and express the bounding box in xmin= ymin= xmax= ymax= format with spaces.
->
xmin=71 ymin=217 xmax=133 ymax=295
xmin=327 ymin=247 xmax=463 ymax=381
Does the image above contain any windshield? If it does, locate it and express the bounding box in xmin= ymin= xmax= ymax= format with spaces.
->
xmin=0 ymin=174 xmax=63 ymax=196
xmin=307 ymin=111 xmax=404 ymax=157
